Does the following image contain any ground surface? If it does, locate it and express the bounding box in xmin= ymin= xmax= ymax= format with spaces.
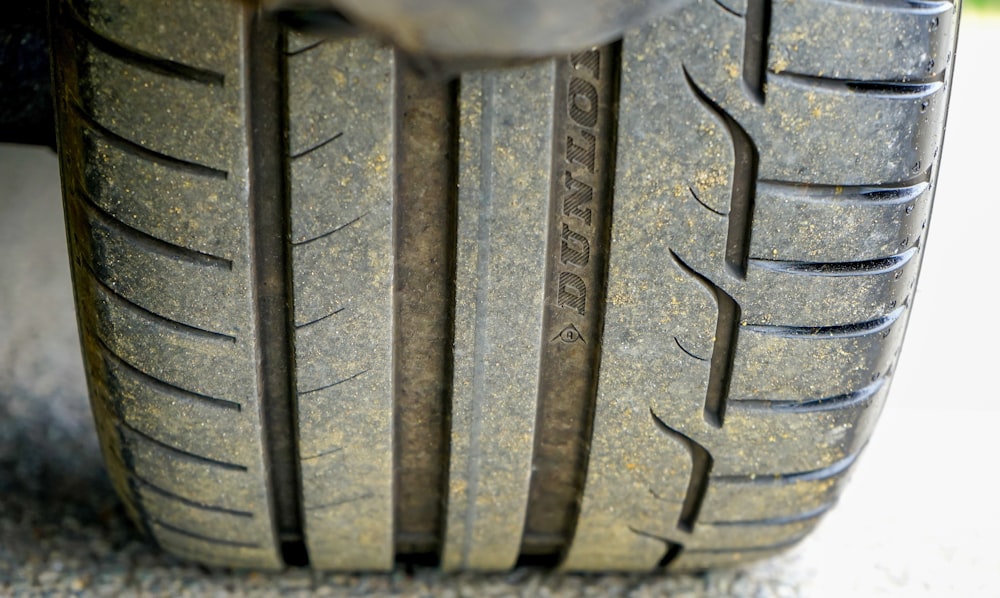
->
xmin=1 ymin=13 xmax=998 ymax=598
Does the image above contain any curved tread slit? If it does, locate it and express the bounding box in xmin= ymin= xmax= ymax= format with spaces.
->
xmin=298 ymin=369 xmax=369 ymax=396
xmin=758 ymin=177 xmax=930 ymax=206
xmin=735 ymin=377 xmax=885 ymax=413
xmin=95 ymin=336 xmax=242 ymax=411
xmin=290 ymin=131 xmax=343 ymax=160
xmin=773 ymin=71 xmax=945 ymax=96
xmin=64 ymin=2 xmax=225 ymax=86
xmin=713 ymin=0 xmax=744 ymax=17
xmin=301 ymin=446 xmax=344 ymax=461
xmin=151 ymin=518 xmax=259 ymax=548
xmin=674 ymin=336 xmax=708 ymax=362
xmin=292 ymin=212 xmax=367 ymax=246
xmin=750 ymin=247 xmax=918 ymax=277
xmin=75 ymin=189 xmax=233 ymax=270
xmin=73 ymin=104 xmax=228 ymax=179
xmin=83 ymin=262 xmax=237 ymax=343
xmin=715 ymin=450 xmax=860 ymax=485
xmin=295 ymin=307 xmax=344 ymax=329
xmin=745 ymin=305 xmax=905 ymax=339
xmin=285 ymin=37 xmax=328 ymax=56
xmin=628 ymin=526 xmax=685 ymax=568
xmin=682 ymin=68 xmax=758 ymax=279
xmin=688 ymin=186 xmax=727 ymax=216
xmin=304 ymin=493 xmax=374 ymax=512
xmin=134 ymin=474 xmax=253 ymax=517
xmin=703 ymin=502 xmax=835 ymax=526
xmin=649 ymin=409 xmax=714 ymax=532
xmin=669 ymin=250 xmax=741 ymax=427
xmin=119 ymin=420 xmax=248 ymax=471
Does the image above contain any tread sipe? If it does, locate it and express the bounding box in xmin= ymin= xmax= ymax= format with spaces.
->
xmin=52 ymin=0 xmax=959 ymax=571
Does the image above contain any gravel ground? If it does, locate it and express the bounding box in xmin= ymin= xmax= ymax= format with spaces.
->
xmin=2 ymin=14 xmax=998 ymax=598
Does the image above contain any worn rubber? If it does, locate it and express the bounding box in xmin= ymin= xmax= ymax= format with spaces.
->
xmin=52 ymin=0 xmax=959 ymax=571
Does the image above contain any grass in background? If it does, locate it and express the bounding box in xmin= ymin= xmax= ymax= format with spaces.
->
xmin=966 ymin=0 xmax=1000 ymax=13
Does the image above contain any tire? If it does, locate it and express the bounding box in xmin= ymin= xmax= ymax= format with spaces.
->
xmin=51 ymin=0 xmax=959 ymax=571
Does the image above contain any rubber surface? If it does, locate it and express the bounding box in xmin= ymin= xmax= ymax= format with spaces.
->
xmin=52 ymin=0 xmax=959 ymax=571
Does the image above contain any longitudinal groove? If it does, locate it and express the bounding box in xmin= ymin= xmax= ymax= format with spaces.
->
xmin=670 ymin=251 xmax=740 ymax=428
xmin=750 ymin=247 xmax=918 ymax=277
xmin=72 ymin=104 xmax=227 ymax=179
xmin=95 ymin=335 xmax=242 ymax=411
xmin=742 ymin=0 xmax=771 ymax=103
xmin=774 ymin=71 xmax=946 ymax=95
xmin=152 ymin=519 xmax=260 ymax=548
xmin=392 ymin=61 xmax=459 ymax=562
xmin=715 ymin=450 xmax=860 ymax=484
xmin=736 ymin=377 xmax=885 ymax=413
xmin=683 ymin=69 xmax=758 ymax=279
xmin=746 ymin=305 xmax=905 ymax=338
xmin=65 ymin=1 xmax=225 ymax=85
xmin=520 ymin=43 xmax=619 ymax=565
xmin=83 ymin=261 xmax=237 ymax=342
xmin=119 ymin=420 xmax=248 ymax=471
xmin=649 ymin=410 xmax=713 ymax=533
xmin=134 ymin=474 xmax=254 ymax=517
xmin=75 ymin=187 xmax=233 ymax=269
xmin=757 ymin=176 xmax=930 ymax=205
xmin=245 ymin=11 xmax=306 ymax=565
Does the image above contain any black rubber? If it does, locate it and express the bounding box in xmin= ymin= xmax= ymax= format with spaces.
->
xmin=51 ymin=0 xmax=960 ymax=571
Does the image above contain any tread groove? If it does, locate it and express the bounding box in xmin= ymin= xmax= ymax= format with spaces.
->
xmin=742 ymin=0 xmax=771 ymax=103
xmin=773 ymin=71 xmax=946 ymax=96
xmin=75 ymin=187 xmax=234 ymax=270
xmin=745 ymin=305 xmax=905 ymax=338
xmin=119 ymin=419 xmax=248 ymax=471
xmin=670 ymin=251 xmax=740 ymax=428
xmin=246 ymin=11 xmax=306 ymax=564
xmin=72 ymin=103 xmax=228 ymax=179
xmin=683 ymin=69 xmax=758 ymax=279
xmin=649 ymin=409 xmax=713 ymax=533
xmin=750 ymin=248 xmax=918 ymax=277
xmin=134 ymin=474 xmax=254 ymax=517
xmin=83 ymin=261 xmax=237 ymax=343
xmin=152 ymin=518 xmax=260 ymax=548
xmin=95 ymin=335 xmax=242 ymax=411
xmin=715 ymin=450 xmax=860 ymax=485
xmin=757 ymin=176 xmax=930 ymax=206
xmin=703 ymin=502 xmax=834 ymax=526
xmin=735 ymin=377 xmax=885 ymax=413
xmin=66 ymin=1 xmax=225 ymax=85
